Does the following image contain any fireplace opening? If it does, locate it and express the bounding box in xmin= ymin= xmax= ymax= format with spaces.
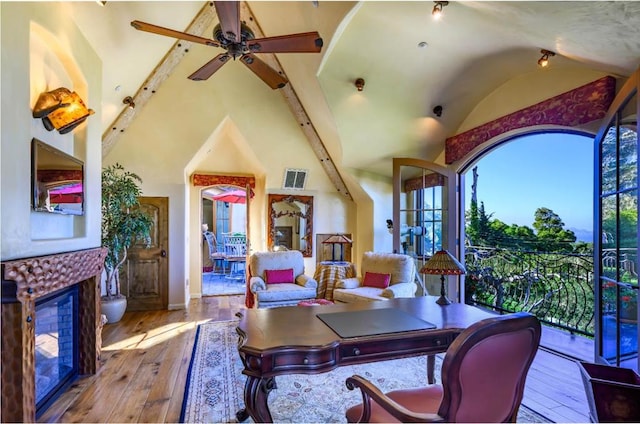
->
xmin=35 ymin=285 xmax=79 ymax=417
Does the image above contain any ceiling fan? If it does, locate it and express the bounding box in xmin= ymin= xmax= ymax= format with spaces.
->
xmin=131 ymin=1 xmax=323 ymax=89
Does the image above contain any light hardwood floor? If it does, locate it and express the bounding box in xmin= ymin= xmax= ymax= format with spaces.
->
xmin=39 ymin=295 xmax=591 ymax=423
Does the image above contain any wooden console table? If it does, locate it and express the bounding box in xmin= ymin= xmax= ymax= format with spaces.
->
xmin=235 ymin=296 xmax=494 ymax=422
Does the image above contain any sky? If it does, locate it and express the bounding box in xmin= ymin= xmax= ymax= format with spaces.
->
xmin=464 ymin=132 xmax=594 ymax=242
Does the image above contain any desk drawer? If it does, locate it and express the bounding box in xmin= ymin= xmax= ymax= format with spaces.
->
xmin=271 ymin=350 xmax=336 ymax=372
xmin=340 ymin=334 xmax=453 ymax=360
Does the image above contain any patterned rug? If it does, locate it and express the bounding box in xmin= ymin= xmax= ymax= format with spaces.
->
xmin=180 ymin=320 xmax=551 ymax=423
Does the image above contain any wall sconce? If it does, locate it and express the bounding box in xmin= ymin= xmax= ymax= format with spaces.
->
xmin=32 ymin=87 xmax=94 ymax=134
xmin=355 ymin=78 xmax=365 ymax=92
xmin=537 ymin=49 xmax=555 ymax=68
xmin=432 ymin=1 xmax=449 ymax=20
xmin=123 ymin=96 xmax=136 ymax=109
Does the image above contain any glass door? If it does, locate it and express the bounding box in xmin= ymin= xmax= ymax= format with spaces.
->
xmin=594 ymin=68 xmax=639 ymax=371
xmin=393 ymin=158 xmax=458 ymax=298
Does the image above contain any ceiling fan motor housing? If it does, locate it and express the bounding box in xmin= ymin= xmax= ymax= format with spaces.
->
xmin=214 ymin=23 xmax=255 ymax=59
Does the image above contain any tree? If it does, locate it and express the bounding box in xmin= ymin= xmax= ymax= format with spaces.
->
xmin=532 ymin=207 xmax=576 ymax=251
xmin=102 ymin=163 xmax=153 ymax=299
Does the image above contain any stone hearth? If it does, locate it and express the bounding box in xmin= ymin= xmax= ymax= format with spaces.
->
xmin=1 ymin=247 xmax=107 ymax=422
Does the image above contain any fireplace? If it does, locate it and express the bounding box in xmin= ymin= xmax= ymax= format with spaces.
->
xmin=35 ymin=285 xmax=79 ymax=415
xmin=1 ymin=247 xmax=107 ymax=422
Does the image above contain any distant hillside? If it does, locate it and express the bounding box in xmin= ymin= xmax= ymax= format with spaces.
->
xmin=569 ymin=227 xmax=593 ymax=243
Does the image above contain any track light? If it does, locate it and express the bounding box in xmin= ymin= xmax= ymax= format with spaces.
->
xmin=432 ymin=1 xmax=449 ymax=20
xmin=355 ymin=78 xmax=365 ymax=92
xmin=537 ymin=49 xmax=555 ymax=68
xmin=123 ymin=96 xmax=135 ymax=109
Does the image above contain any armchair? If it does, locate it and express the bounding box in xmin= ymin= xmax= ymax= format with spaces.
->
xmin=249 ymin=250 xmax=318 ymax=308
xmin=344 ymin=312 xmax=541 ymax=423
xmin=333 ymin=252 xmax=416 ymax=303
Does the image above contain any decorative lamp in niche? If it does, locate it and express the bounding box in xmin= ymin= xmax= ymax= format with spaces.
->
xmin=32 ymin=87 xmax=94 ymax=134
xmin=420 ymin=250 xmax=465 ymax=305
xmin=322 ymin=234 xmax=352 ymax=262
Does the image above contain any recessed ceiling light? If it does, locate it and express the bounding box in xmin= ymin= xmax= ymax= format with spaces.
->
xmin=418 ymin=41 xmax=428 ymax=49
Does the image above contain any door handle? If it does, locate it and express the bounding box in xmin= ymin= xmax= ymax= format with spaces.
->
xmin=161 ymin=249 xmax=167 ymax=257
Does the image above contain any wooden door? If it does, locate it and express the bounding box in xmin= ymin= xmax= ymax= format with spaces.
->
xmin=121 ymin=196 xmax=169 ymax=311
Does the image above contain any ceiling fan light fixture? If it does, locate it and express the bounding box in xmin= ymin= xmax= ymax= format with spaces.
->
xmin=537 ymin=49 xmax=555 ymax=67
xmin=355 ymin=78 xmax=365 ymax=92
xmin=432 ymin=1 xmax=449 ymax=20
xmin=123 ymin=96 xmax=135 ymax=109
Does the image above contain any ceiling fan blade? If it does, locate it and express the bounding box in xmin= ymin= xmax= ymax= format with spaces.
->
xmin=247 ymin=32 xmax=323 ymax=54
xmin=188 ymin=54 xmax=230 ymax=81
xmin=240 ymin=54 xmax=288 ymax=89
xmin=131 ymin=20 xmax=220 ymax=47
xmin=214 ymin=1 xmax=241 ymax=43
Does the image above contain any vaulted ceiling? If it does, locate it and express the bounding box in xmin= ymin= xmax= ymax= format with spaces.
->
xmin=67 ymin=1 xmax=640 ymax=176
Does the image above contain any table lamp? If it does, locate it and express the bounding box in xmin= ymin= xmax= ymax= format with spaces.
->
xmin=420 ymin=250 xmax=466 ymax=305
xmin=322 ymin=234 xmax=352 ymax=262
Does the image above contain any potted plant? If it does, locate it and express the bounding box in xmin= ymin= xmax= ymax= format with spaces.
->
xmin=101 ymin=163 xmax=152 ymax=323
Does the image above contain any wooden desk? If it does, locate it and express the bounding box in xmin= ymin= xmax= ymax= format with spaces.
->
xmin=235 ymin=297 xmax=494 ymax=422
xmin=314 ymin=261 xmax=356 ymax=300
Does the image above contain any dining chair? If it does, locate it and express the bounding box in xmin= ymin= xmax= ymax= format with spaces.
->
xmin=223 ymin=233 xmax=247 ymax=280
xmin=203 ymin=231 xmax=226 ymax=276
xmin=344 ymin=312 xmax=541 ymax=423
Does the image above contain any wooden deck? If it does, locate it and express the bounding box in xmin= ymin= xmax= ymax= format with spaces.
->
xmin=39 ymin=296 xmax=592 ymax=423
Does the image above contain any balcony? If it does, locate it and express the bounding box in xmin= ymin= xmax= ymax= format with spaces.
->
xmin=464 ymin=246 xmax=638 ymax=362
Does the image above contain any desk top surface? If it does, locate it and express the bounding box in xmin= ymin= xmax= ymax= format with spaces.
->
xmin=237 ymin=296 xmax=494 ymax=351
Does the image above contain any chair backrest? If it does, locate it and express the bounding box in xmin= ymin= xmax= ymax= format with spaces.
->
xmin=360 ymin=251 xmax=415 ymax=285
xmin=438 ymin=312 xmax=541 ymax=422
xmin=223 ymin=233 xmax=246 ymax=257
xmin=249 ymin=250 xmax=305 ymax=280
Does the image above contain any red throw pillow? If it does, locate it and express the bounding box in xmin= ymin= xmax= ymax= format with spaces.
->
xmin=265 ymin=268 xmax=294 ymax=284
xmin=362 ymin=272 xmax=391 ymax=288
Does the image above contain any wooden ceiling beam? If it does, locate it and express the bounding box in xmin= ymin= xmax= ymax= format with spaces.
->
xmin=102 ymin=1 xmax=352 ymax=201
xmin=101 ymin=1 xmax=218 ymax=156
xmin=240 ymin=2 xmax=353 ymax=200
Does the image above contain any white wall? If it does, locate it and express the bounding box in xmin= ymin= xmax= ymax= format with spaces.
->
xmin=1 ymin=3 xmax=102 ymax=260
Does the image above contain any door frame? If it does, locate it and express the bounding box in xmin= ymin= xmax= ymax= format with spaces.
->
xmin=392 ymin=158 xmax=459 ymax=299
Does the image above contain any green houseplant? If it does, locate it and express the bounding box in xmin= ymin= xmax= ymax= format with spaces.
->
xmin=101 ymin=163 xmax=152 ymax=323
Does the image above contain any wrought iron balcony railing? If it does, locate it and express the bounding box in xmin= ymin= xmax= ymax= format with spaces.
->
xmin=464 ymin=246 xmax=595 ymax=337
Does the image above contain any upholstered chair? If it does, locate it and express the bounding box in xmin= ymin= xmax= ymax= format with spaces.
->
xmin=249 ymin=250 xmax=318 ymax=308
xmin=344 ymin=312 xmax=542 ymax=423
xmin=333 ymin=252 xmax=416 ymax=303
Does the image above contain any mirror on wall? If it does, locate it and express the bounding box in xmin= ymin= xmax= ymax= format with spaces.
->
xmin=268 ymin=194 xmax=313 ymax=257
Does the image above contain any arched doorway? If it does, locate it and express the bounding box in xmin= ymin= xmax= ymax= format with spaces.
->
xmin=458 ymin=130 xmax=596 ymax=359
xmin=201 ymin=184 xmax=249 ymax=296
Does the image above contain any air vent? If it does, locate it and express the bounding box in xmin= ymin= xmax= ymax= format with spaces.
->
xmin=283 ymin=168 xmax=308 ymax=190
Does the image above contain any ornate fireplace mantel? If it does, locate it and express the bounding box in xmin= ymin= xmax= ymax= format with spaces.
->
xmin=1 ymin=247 xmax=107 ymax=422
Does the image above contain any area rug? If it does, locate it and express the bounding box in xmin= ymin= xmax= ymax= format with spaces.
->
xmin=180 ymin=320 xmax=551 ymax=423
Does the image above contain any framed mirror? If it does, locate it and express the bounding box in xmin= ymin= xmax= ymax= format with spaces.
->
xmin=268 ymin=194 xmax=313 ymax=257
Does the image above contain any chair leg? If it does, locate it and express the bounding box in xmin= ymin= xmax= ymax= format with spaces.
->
xmin=427 ymin=354 xmax=435 ymax=384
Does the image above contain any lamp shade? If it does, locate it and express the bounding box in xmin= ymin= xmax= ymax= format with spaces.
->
xmin=420 ymin=250 xmax=465 ymax=275
xmin=322 ymin=234 xmax=352 ymax=244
